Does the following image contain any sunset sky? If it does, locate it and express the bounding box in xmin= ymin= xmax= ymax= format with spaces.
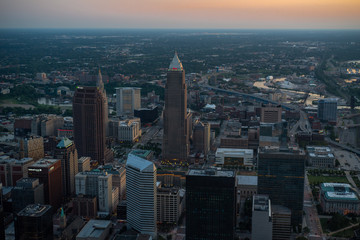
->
xmin=1 ymin=0 xmax=359 ymax=29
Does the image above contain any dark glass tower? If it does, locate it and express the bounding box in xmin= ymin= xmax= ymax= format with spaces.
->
xmin=257 ymin=147 xmax=305 ymax=226
xmin=163 ymin=53 xmax=190 ymax=164
xmin=186 ymin=169 xmax=236 ymax=240
xmin=15 ymin=204 xmax=53 ymax=240
xmin=73 ymin=71 xmax=107 ymax=164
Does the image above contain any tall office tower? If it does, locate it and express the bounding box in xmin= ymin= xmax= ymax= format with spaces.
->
xmin=15 ymin=204 xmax=53 ymax=240
xmin=75 ymin=171 xmax=113 ymax=214
xmin=126 ymin=154 xmax=157 ymax=237
xmin=186 ymin=169 xmax=236 ymax=240
xmin=116 ymin=87 xmax=141 ymax=117
xmin=73 ymin=71 xmax=107 ymax=164
xmin=28 ymin=159 xmax=62 ymax=209
xmin=54 ymin=138 xmax=78 ymax=197
xmin=163 ymin=53 xmax=190 ymax=163
xmin=260 ymin=105 xmax=282 ymax=123
xmin=251 ymin=195 xmax=272 ymax=240
xmin=318 ymin=98 xmax=338 ymax=122
xmin=12 ymin=178 xmax=44 ymax=213
xmin=19 ymin=136 xmax=44 ymax=161
xmin=193 ymin=121 xmax=210 ymax=155
xmin=257 ymin=146 xmax=305 ymax=226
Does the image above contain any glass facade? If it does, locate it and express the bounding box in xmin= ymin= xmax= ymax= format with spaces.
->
xmin=258 ymin=150 xmax=305 ymax=226
xmin=186 ymin=171 xmax=236 ymax=240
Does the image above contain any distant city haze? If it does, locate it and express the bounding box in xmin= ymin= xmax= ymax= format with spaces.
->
xmin=0 ymin=0 xmax=359 ymax=29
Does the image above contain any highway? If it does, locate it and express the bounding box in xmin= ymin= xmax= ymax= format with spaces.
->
xmin=325 ymin=137 xmax=360 ymax=156
xmin=203 ymin=84 xmax=297 ymax=111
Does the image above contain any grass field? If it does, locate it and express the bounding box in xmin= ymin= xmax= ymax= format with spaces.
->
xmin=307 ymin=175 xmax=349 ymax=185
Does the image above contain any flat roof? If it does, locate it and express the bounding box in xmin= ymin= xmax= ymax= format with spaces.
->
xmin=237 ymin=175 xmax=258 ymax=186
xmin=31 ymin=159 xmax=59 ymax=168
xmin=321 ymin=183 xmax=360 ymax=201
xmin=188 ymin=169 xmax=234 ymax=177
xmin=18 ymin=204 xmax=51 ymax=217
xmin=216 ymin=148 xmax=253 ymax=155
xmin=76 ymin=219 xmax=111 ymax=238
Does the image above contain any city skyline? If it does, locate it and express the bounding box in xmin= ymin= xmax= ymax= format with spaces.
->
xmin=1 ymin=0 xmax=360 ymax=29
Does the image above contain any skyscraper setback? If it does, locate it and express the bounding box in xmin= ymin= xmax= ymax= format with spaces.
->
xmin=163 ymin=53 xmax=191 ymax=163
xmin=73 ymin=71 xmax=107 ymax=164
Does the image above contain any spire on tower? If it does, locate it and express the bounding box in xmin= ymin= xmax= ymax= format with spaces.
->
xmin=97 ymin=68 xmax=104 ymax=90
xmin=168 ymin=52 xmax=183 ymax=71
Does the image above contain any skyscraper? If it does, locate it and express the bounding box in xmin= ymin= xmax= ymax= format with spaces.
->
xmin=186 ymin=169 xmax=236 ymax=240
xmin=163 ymin=53 xmax=191 ymax=163
xmin=73 ymin=71 xmax=107 ymax=164
xmin=126 ymin=154 xmax=157 ymax=237
xmin=14 ymin=204 xmax=53 ymax=240
xmin=54 ymin=138 xmax=78 ymax=198
xmin=257 ymin=146 xmax=305 ymax=226
xmin=318 ymin=98 xmax=337 ymax=122
xmin=116 ymin=87 xmax=141 ymax=117
xmin=28 ymin=159 xmax=62 ymax=209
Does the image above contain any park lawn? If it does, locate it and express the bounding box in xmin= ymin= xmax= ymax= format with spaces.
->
xmin=333 ymin=226 xmax=358 ymax=238
xmin=320 ymin=218 xmax=330 ymax=233
xmin=308 ymin=175 xmax=349 ymax=185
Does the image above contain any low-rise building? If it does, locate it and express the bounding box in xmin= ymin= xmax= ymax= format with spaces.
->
xmin=306 ymin=146 xmax=335 ymax=168
xmin=237 ymin=175 xmax=257 ymax=200
xmin=320 ymin=183 xmax=360 ymax=214
xmin=76 ymin=219 xmax=112 ymax=240
xmin=215 ymin=148 xmax=254 ymax=166
xmin=118 ymin=118 xmax=141 ymax=142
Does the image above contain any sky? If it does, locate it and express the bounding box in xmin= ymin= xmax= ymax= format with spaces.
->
xmin=0 ymin=0 xmax=359 ymax=29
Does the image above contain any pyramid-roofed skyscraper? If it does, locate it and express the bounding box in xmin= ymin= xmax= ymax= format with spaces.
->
xmin=162 ymin=52 xmax=191 ymax=164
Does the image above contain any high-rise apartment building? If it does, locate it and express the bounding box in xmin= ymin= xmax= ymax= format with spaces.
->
xmin=75 ymin=171 xmax=113 ymax=214
xmin=116 ymin=87 xmax=141 ymax=117
xmin=318 ymin=98 xmax=337 ymax=122
xmin=186 ymin=169 xmax=236 ymax=240
xmin=126 ymin=154 xmax=157 ymax=237
xmin=260 ymin=105 xmax=282 ymax=123
xmin=0 ymin=157 xmax=35 ymax=186
xmin=73 ymin=71 xmax=107 ymax=164
xmin=257 ymin=146 xmax=305 ymax=226
xmin=54 ymin=138 xmax=78 ymax=197
xmin=163 ymin=53 xmax=191 ymax=163
xmin=193 ymin=121 xmax=210 ymax=156
xmin=15 ymin=204 xmax=53 ymax=240
xmin=28 ymin=159 xmax=62 ymax=209
xmin=12 ymin=178 xmax=44 ymax=213
xmin=19 ymin=136 xmax=44 ymax=161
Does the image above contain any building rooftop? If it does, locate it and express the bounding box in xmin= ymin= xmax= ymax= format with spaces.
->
xmin=126 ymin=154 xmax=155 ymax=173
xmin=321 ymin=183 xmax=359 ymax=201
xmin=253 ymin=194 xmax=271 ymax=212
xmin=188 ymin=169 xmax=235 ymax=177
xmin=56 ymin=138 xmax=73 ymax=148
xmin=30 ymin=158 xmax=59 ymax=168
xmin=216 ymin=148 xmax=253 ymax=156
xmin=237 ymin=175 xmax=258 ymax=186
xmin=130 ymin=149 xmax=152 ymax=159
xmin=18 ymin=204 xmax=51 ymax=217
xmin=78 ymin=156 xmax=91 ymax=163
xmin=76 ymin=219 xmax=111 ymax=239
